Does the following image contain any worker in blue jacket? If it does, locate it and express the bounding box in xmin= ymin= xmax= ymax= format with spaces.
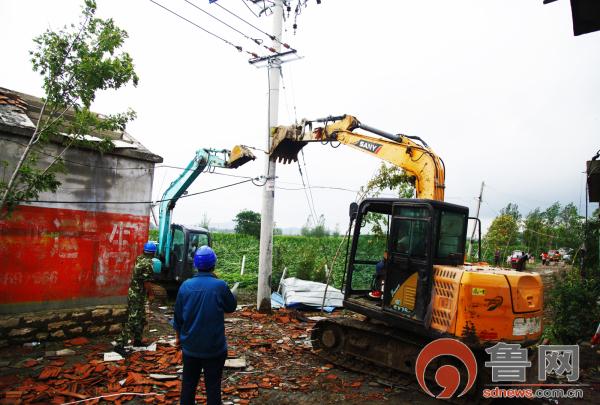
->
xmin=172 ymin=245 xmax=238 ymax=405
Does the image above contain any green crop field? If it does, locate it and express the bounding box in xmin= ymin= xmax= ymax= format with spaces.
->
xmin=212 ymin=233 xmax=347 ymax=289
xmin=148 ymin=230 xmax=387 ymax=291
xmin=212 ymin=233 xmax=387 ymax=289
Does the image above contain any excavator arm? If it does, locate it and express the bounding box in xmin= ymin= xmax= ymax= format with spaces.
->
xmin=269 ymin=115 xmax=445 ymax=201
xmin=157 ymin=145 xmax=254 ymax=266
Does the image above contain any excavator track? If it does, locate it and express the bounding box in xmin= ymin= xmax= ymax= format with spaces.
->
xmin=311 ymin=318 xmax=494 ymax=404
xmin=311 ymin=318 xmax=428 ymax=384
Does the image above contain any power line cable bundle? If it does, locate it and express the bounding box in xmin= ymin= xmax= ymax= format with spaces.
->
xmin=25 ymin=178 xmax=254 ymax=205
xmin=149 ymin=0 xmax=297 ymax=61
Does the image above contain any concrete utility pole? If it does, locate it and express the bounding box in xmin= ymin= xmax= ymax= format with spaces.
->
xmin=257 ymin=0 xmax=284 ymax=313
xmin=468 ymin=181 xmax=485 ymax=259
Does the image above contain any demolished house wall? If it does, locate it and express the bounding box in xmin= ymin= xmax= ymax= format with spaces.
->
xmin=0 ymin=88 xmax=162 ymax=345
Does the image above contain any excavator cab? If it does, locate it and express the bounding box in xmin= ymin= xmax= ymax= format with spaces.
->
xmin=152 ymin=224 xmax=211 ymax=291
xmin=344 ymin=198 xmax=468 ymax=336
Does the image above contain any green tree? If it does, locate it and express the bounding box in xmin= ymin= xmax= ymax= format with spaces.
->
xmin=357 ymin=162 xmax=414 ymax=236
xmin=544 ymin=202 xmax=561 ymax=229
xmin=233 ymin=209 xmax=261 ymax=238
xmin=522 ymin=202 xmax=584 ymax=254
xmin=0 ymin=0 xmax=138 ymax=217
xmin=198 ymin=212 xmax=211 ymax=230
xmin=546 ymin=208 xmax=599 ymax=343
xmin=359 ymin=161 xmax=414 ymax=200
xmin=556 ymin=203 xmax=584 ymax=250
xmin=523 ymin=208 xmax=546 ymax=255
xmin=332 ymin=223 xmax=340 ymax=237
xmin=301 ymin=214 xmax=330 ymax=238
xmin=483 ymin=214 xmax=519 ymax=262
xmin=500 ymin=203 xmax=522 ymax=223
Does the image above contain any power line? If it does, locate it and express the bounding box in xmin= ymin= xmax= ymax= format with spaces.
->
xmin=300 ymin=149 xmax=319 ymax=221
xmin=149 ymin=0 xmax=255 ymax=57
xmin=215 ymin=1 xmax=294 ymax=51
xmin=280 ymin=66 xmax=297 ymax=124
xmin=296 ymin=159 xmax=318 ymax=225
xmin=2 ymin=137 xmax=152 ymax=170
xmin=24 ymin=178 xmax=252 ymax=205
xmin=240 ymin=0 xmax=260 ymax=17
xmin=185 ymin=0 xmax=267 ymax=56
xmin=275 ymin=179 xmax=400 ymax=197
xmin=3 ymin=137 xmax=263 ymax=175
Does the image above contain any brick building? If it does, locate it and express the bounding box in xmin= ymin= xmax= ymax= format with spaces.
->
xmin=0 ymin=87 xmax=162 ymax=344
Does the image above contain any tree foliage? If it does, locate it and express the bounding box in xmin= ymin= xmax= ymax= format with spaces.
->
xmin=300 ymin=214 xmax=330 ymax=238
xmin=483 ymin=201 xmax=585 ymax=262
xmin=0 ymin=0 xmax=138 ymax=216
xmin=198 ymin=212 xmax=211 ymax=230
xmin=546 ymin=268 xmax=600 ymax=344
xmin=233 ymin=209 xmax=261 ymax=238
xmin=359 ymin=162 xmax=415 ymax=200
xmin=483 ymin=213 xmax=519 ymax=260
xmin=358 ymin=162 xmax=414 ymax=236
xmin=500 ymin=202 xmax=522 ymax=223
xmin=522 ymin=202 xmax=584 ymax=253
xmin=545 ymin=208 xmax=600 ymax=344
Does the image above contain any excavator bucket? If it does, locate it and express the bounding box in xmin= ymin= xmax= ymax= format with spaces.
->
xmin=269 ymin=124 xmax=309 ymax=164
xmin=227 ymin=145 xmax=256 ymax=169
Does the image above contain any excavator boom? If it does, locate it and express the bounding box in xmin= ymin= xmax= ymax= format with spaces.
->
xmin=270 ymin=115 xmax=445 ymax=201
xmin=157 ymin=146 xmax=255 ymax=266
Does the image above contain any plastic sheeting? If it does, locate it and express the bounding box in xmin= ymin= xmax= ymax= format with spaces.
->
xmin=271 ymin=277 xmax=344 ymax=312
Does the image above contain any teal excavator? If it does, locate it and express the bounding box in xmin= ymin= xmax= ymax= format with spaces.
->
xmin=150 ymin=146 xmax=255 ymax=294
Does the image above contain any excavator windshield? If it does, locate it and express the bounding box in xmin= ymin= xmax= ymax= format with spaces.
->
xmin=437 ymin=210 xmax=467 ymax=261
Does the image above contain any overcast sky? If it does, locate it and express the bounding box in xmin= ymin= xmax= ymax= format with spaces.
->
xmin=1 ymin=0 xmax=599 ymax=233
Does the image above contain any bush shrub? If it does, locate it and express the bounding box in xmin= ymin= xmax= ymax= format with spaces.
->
xmin=545 ymin=268 xmax=600 ymax=344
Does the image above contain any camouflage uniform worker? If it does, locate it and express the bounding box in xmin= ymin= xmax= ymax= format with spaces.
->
xmin=117 ymin=242 xmax=156 ymax=349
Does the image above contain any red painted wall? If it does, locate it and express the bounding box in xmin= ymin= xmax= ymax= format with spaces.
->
xmin=0 ymin=205 xmax=149 ymax=305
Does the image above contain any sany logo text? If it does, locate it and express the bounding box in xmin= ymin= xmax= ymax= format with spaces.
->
xmin=354 ymin=140 xmax=382 ymax=154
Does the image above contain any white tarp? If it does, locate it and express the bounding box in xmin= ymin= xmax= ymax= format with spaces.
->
xmin=280 ymin=277 xmax=344 ymax=308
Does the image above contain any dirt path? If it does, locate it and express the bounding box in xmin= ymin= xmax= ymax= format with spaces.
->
xmin=0 ymin=303 xmax=439 ymax=404
xmin=1 ymin=270 xmax=598 ymax=404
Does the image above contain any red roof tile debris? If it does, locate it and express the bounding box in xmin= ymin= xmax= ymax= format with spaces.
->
xmin=0 ymin=307 xmax=408 ymax=404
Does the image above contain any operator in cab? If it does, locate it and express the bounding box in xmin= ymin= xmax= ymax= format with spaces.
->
xmin=369 ymin=251 xmax=389 ymax=299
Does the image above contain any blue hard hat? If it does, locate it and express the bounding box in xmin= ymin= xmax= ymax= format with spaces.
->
xmin=143 ymin=241 xmax=157 ymax=254
xmin=194 ymin=245 xmax=217 ymax=270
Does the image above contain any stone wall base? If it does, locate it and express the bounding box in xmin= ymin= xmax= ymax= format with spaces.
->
xmin=0 ymin=305 xmax=127 ymax=348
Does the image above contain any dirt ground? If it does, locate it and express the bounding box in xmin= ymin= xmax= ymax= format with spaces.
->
xmin=0 ymin=264 xmax=598 ymax=404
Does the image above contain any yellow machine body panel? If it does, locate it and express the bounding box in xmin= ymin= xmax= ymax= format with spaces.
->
xmin=426 ymin=265 xmax=543 ymax=344
xmin=390 ymin=272 xmax=418 ymax=312
xmin=428 ymin=266 xmax=463 ymax=334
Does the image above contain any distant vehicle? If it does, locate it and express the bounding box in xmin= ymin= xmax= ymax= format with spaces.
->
xmin=547 ymin=249 xmax=562 ymax=263
xmin=559 ymin=248 xmax=573 ymax=264
xmin=510 ymin=250 xmax=525 ymax=270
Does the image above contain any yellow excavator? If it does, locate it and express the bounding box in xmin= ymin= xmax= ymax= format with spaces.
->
xmin=270 ymin=114 xmax=543 ymax=384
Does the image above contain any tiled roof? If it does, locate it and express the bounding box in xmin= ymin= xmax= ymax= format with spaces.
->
xmin=0 ymin=86 xmax=162 ymax=163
